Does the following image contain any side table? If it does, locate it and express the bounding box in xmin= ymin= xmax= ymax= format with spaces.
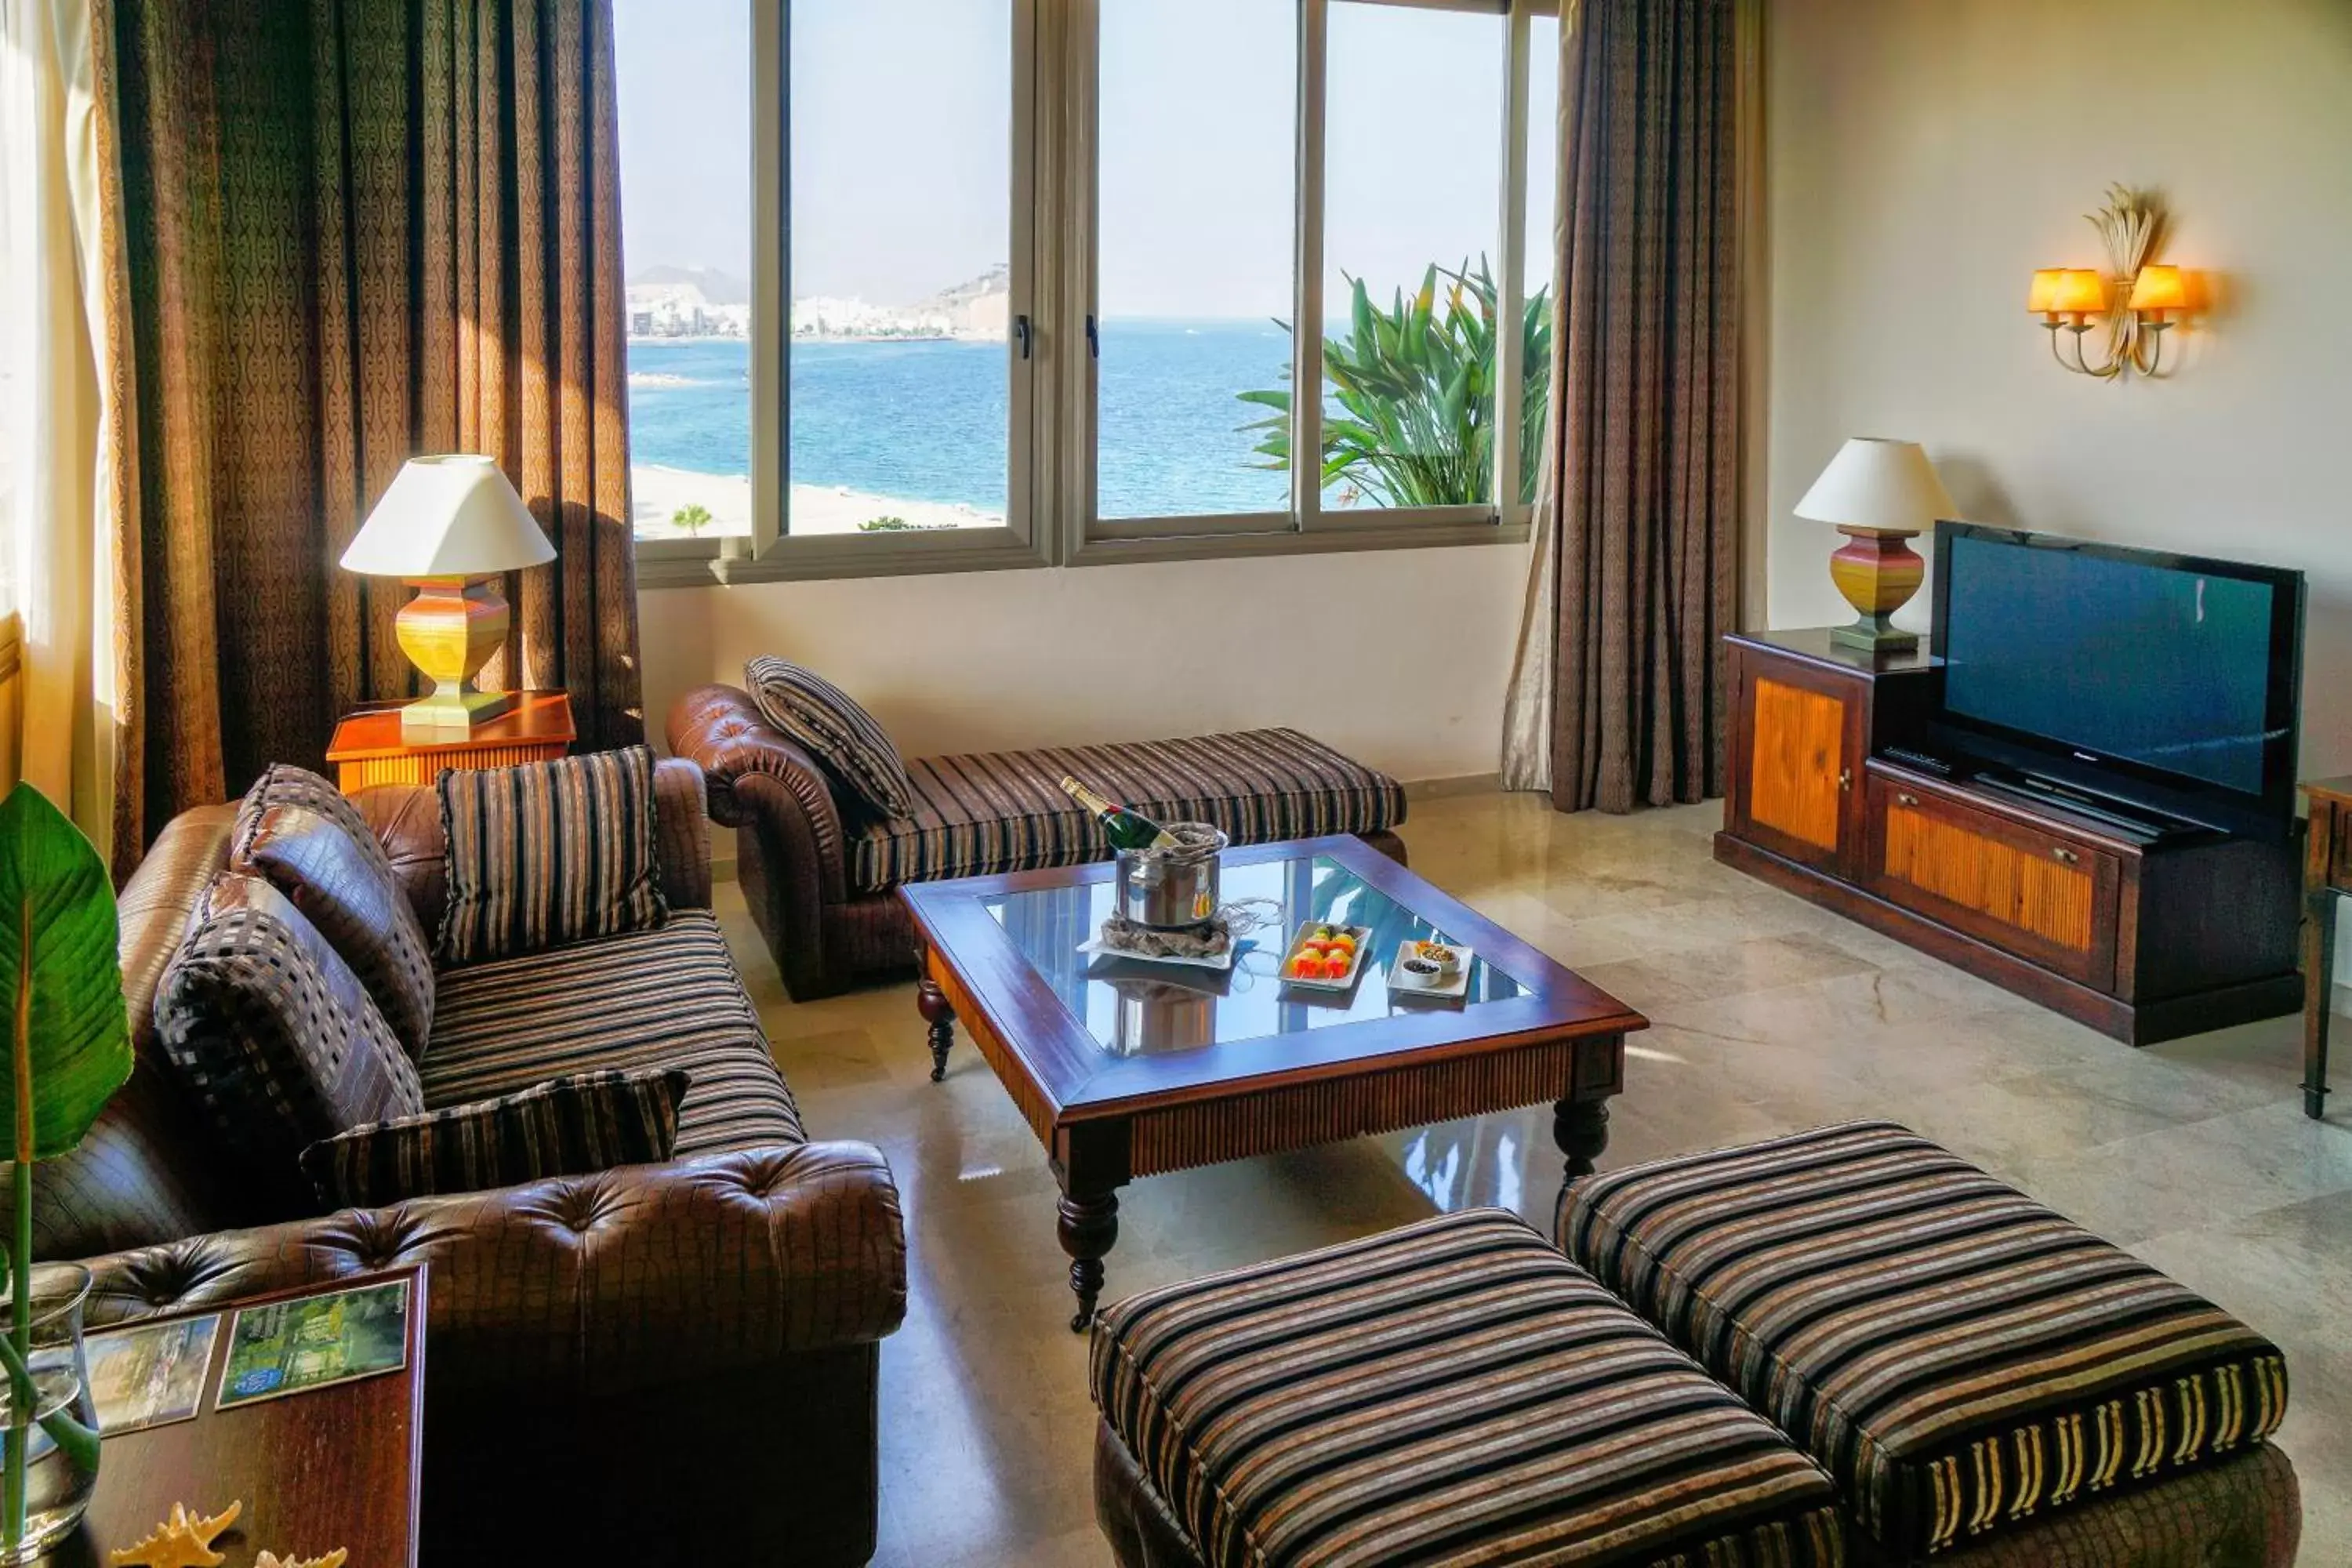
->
xmin=325 ymin=690 xmax=574 ymax=793
xmin=71 ymin=1265 xmax=426 ymax=1564
xmin=2299 ymin=775 xmax=2349 ymax=1119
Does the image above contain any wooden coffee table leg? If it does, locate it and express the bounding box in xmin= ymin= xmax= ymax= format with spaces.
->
xmin=1057 ymin=1184 xmax=1120 ymax=1334
xmin=916 ymin=975 xmax=955 ymax=1083
xmin=1555 ymin=1096 xmax=1610 ymax=1181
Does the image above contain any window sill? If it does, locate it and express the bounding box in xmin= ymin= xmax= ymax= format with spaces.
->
xmin=1065 ymin=516 xmax=1530 ymax=568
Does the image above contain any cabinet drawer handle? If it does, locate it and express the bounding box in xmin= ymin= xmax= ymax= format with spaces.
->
xmin=1896 ymin=792 xmax=1919 ymax=807
xmin=2052 ymin=846 xmax=2080 ymax=865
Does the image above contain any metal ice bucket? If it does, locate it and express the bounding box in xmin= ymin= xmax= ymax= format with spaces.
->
xmin=1112 ymin=822 xmax=1229 ymax=931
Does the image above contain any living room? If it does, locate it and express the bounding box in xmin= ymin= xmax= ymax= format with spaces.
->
xmin=4 ymin=0 xmax=2347 ymax=1564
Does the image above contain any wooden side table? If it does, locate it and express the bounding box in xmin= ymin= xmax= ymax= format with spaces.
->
xmin=74 ymin=1265 xmax=426 ymax=1564
xmin=2299 ymin=776 xmax=2350 ymax=1120
xmin=326 ymin=690 xmax=574 ymax=793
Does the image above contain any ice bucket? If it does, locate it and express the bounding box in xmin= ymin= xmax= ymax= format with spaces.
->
xmin=1112 ymin=822 xmax=1229 ymax=931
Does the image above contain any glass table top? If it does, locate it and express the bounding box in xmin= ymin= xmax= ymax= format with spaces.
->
xmin=983 ymin=854 xmax=1525 ymax=1058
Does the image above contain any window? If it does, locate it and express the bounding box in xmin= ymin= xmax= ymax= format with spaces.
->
xmin=617 ymin=0 xmax=1553 ymax=583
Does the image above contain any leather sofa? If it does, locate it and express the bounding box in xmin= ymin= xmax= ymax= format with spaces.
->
xmin=669 ymin=684 xmax=1411 ymax=1000
xmin=49 ymin=760 xmax=906 ymax=1564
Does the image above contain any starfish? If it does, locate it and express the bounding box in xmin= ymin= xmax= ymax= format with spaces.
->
xmin=108 ymin=1499 xmax=242 ymax=1568
xmin=256 ymin=1552 xmax=349 ymax=1568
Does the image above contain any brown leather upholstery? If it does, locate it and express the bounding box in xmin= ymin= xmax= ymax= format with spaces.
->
xmin=56 ymin=759 xmax=904 ymax=1563
xmin=670 ymin=683 xmax=1412 ymax=1000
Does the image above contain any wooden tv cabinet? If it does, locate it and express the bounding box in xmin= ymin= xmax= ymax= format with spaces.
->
xmin=1715 ymin=628 xmax=2303 ymax=1045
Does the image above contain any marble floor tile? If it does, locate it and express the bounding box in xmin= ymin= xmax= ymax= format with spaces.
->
xmin=726 ymin=790 xmax=2347 ymax=1565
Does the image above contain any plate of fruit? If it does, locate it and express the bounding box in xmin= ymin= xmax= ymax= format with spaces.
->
xmin=1278 ymin=922 xmax=1375 ymax=993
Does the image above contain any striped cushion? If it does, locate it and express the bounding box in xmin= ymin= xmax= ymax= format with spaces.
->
xmin=299 ymin=1068 xmax=688 ymax=1207
xmin=744 ymin=656 xmax=915 ymax=819
xmin=1557 ymin=1122 xmax=2289 ymax=1559
xmin=851 ymin=729 xmax=1406 ymax=892
xmin=154 ymin=873 xmax=426 ymax=1192
xmin=1091 ymin=1207 xmax=1846 ymax=1568
xmin=423 ymin=911 xmax=804 ymax=1153
xmin=436 ymin=746 xmax=669 ymax=964
xmin=232 ymin=801 xmax=437 ymax=1057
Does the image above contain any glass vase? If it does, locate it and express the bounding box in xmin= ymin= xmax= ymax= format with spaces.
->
xmin=0 ymin=1264 xmax=100 ymax=1563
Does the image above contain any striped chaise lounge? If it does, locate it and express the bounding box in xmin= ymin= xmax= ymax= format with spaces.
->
xmin=670 ymin=674 xmax=1408 ymax=1000
xmin=1091 ymin=1126 xmax=2301 ymax=1567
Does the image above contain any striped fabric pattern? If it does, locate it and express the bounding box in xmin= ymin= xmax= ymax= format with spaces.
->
xmin=1557 ymin=1122 xmax=2289 ymax=1559
xmin=153 ymin=873 xmax=426 ymax=1178
xmin=423 ymin=911 xmax=804 ymax=1152
xmin=299 ymin=1067 xmax=689 ymax=1207
xmin=745 ymin=655 xmax=916 ymax=819
xmin=851 ymin=729 xmax=1406 ymax=892
xmin=436 ymin=746 xmax=669 ymax=964
xmin=1092 ymin=1208 xmax=1846 ymax=1568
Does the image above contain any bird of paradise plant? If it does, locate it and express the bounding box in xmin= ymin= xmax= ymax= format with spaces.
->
xmin=1237 ymin=257 xmax=1550 ymax=510
xmin=1 ymin=782 xmax=132 ymax=1552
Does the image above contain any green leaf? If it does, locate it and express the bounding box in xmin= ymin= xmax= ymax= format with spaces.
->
xmin=0 ymin=783 xmax=132 ymax=1165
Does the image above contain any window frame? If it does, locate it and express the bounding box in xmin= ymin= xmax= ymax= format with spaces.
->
xmin=633 ymin=0 xmax=1551 ymax=586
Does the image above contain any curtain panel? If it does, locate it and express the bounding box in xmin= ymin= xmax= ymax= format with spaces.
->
xmin=103 ymin=0 xmax=643 ymax=855
xmin=1501 ymin=0 xmax=1748 ymax=812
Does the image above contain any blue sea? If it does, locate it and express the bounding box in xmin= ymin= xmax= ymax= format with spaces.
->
xmin=626 ymin=321 xmax=1296 ymax=517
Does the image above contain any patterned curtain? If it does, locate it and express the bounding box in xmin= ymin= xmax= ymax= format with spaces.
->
xmin=103 ymin=0 xmax=642 ymax=855
xmin=1501 ymin=0 xmax=1748 ymax=812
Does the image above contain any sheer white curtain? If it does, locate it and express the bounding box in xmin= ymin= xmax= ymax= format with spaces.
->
xmin=1 ymin=0 xmax=127 ymax=861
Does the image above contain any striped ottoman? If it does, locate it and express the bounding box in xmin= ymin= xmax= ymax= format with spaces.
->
xmin=1557 ymin=1123 xmax=2290 ymax=1561
xmin=1090 ymin=1208 xmax=1846 ymax=1568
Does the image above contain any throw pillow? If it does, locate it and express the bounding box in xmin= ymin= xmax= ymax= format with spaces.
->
xmin=436 ymin=745 xmax=670 ymax=964
xmin=238 ymin=763 xmax=394 ymax=880
xmin=232 ymin=802 xmax=436 ymax=1057
xmin=154 ymin=873 xmax=426 ymax=1191
xmin=743 ymin=655 xmax=914 ymax=819
xmin=299 ymin=1068 xmax=689 ymax=1208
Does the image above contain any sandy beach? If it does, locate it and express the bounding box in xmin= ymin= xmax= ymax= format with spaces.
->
xmin=630 ymin=463 xmax=1004 ymax=540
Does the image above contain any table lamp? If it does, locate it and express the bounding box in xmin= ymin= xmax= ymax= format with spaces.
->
xmin=1793 ymin=437 xmax=1955 ymax=655
xmin=340 ymin=455 xmax=555 ymax=739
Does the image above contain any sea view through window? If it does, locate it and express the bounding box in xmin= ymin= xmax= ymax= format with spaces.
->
xmin=615 ymin=0 xmax=1556 ymax=551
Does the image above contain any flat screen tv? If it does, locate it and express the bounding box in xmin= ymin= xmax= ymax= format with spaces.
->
xmin=1929 ymin=523 xmax=2305 ymax=837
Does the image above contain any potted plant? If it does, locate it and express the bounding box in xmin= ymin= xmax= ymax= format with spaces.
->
xmin=0 ymin=782 xmax=132 ymax=1558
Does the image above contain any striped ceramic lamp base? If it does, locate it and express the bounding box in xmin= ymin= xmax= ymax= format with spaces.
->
xmin=1828 ymin=524 xmax=1926 ymax=653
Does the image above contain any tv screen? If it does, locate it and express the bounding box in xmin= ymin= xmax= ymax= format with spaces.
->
xmin=1936 ymin=528 xmax=2300 ymax=811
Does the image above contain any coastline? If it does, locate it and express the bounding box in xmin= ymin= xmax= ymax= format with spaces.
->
xmin=628 ymin=332 xmax=1006 ymax=347
xmin=631 ymin=463 xmax=1004 ymax=539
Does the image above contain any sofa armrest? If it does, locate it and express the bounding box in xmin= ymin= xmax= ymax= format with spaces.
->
xmin=669 ymin=681 xmax=852 ymax=911
xmin=78 ymin=1141 xmax=906 ymax=1398
xmin=652 ymin=756 xmax=713 ymax=910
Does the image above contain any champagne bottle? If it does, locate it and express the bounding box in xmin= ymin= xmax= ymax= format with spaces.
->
xmin=1060 ymin=776 xmax=1180 ymax=851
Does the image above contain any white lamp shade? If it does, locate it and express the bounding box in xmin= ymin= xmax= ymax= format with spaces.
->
xmin=340 ymin=454 xmax=555 ymax=577
xmin=1792 ymin=437 xmax=1956 ymax=533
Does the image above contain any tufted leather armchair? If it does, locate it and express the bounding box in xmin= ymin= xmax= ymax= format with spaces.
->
xmin=53 ymin=761 xmax=906 ymax=1564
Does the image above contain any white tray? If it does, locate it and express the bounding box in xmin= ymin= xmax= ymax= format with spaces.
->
xmin=1387 ymin=940 xmax=1473 ymax=1001
xmin=1276 ymin=922 xmax=1376 ymax=993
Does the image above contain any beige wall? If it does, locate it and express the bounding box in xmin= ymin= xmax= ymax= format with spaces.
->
xmin=1765 ymin=0 xmax=2352 ymax=775
xmin=639 ymin=542 xmax=1534 ymax=782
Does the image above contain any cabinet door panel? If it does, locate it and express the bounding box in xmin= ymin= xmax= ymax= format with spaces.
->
xmin=1739 ymin=673 xmax=1858 ymax=873
xmin=1868 ymin=779 xmax=2119 ymax=989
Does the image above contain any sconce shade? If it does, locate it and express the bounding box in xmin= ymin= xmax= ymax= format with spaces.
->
xmin=341 ymin=455 xmax=554 ymax=579
xmin=2051 ymin=269 xmax=2107 ymax=316
xmin=2128 ymin=263 xmax=2187 ymax=313
xmin=2027 ymin=269 xmax=2069 ymax=314
xmin=1794 ymin=437 xmax=1957 ymax=535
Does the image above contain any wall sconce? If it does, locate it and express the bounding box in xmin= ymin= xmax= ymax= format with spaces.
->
xmin=2028 ymin=186 xmax=2189 ymax=379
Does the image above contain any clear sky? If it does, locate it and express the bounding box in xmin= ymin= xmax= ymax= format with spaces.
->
xmin=614 ymin=0 xmax=1557 ymax=318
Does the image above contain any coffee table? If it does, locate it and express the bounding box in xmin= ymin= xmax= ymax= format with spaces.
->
xmin=901 ymin=834 xmax=1647 ymax=1329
